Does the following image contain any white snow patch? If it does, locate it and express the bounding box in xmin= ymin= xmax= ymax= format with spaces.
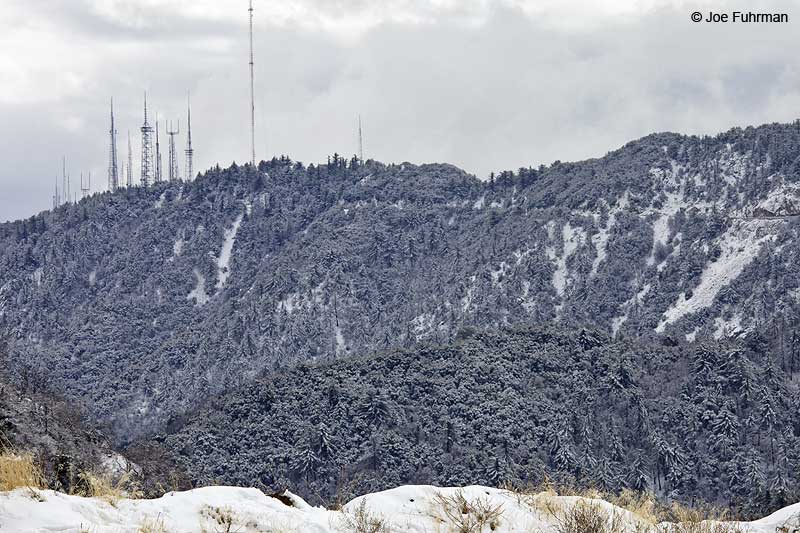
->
xmin=646 ymin=190 xmax=683 ymax=267
xmin=548 ymin=223 xmax=585 ymax=297
xmin=611 ymin=316 xmax=627 ymax=337
xmin=334 ymin=325 xmax=346 ymax=355
xmin=278 ymin=292 xmax=300 ymax=314
xmin=2 ymin=485 xmax=798 ymax=533
xmin=657 ymin=235 xmax=681 ymax=273
xmin=88 ymin=269 xmax=97 ymax=287
xmin=411 ymin=313 xmax=436 ymax=338
xmin=490 ymin=261 xmax=511 ymax=286
xmin=31 ymin=268 xmax=43 ymax=287
xmin=154 ymin=191 xmax=166 ymax=209
xmin=461 ymin=275 xmax=476 ymax=313
xmin=216 ymin=214 xmax=244 ymax=290
xmin=755 ymin=180 xmax=800 ymax=216
xmin=173 ymin=238 xmax=184 ymax=257
xmin=610 ymin=284 xmax=651 ymax=336
xmin=656 ymin=221 xmax=778 ymax=333
xmin=100 ymin=453 xmax=141 ymax=478
xmin=591 ymin=194 xmax=629 ymax=275
xmin=713 ymin=311 xmax=745 ymax=339
xmin=472 ymin=195 xmax=485 ymax=209
xmin=187 ymin=269 xmax=209 ymax=306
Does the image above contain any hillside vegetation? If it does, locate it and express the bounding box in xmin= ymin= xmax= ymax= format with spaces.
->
xmin=164 ymin=326 xmax=799 ymax=517
xmin=3 ymin=122 xmax=800 ymax=517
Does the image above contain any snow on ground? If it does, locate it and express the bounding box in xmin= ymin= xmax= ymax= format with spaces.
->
xmin=154 ymin=191 xmax=167 ymax=209
xmin=547 ymin=223 xmax=586 ymax=298
xmin=713 ymin=310 xmax=745 ymax=339
xmin=460 ymin=275 xmax=476 ymax=313
xmin=2 ymin=485 xmax=798 ymax=533
xmin=334 ymin=325 xmax=347 ymax=355
xmin=610 ymin=283 xmax=651 ymax=336
xmin=172 ymin=238 xmax=183 ymax=258
xmin=656 ymin=220 xmax=777 ymax=333
xmin=187 ymin=269 xmax=209 ymax=306
xmin=591 ymin=194 xmax=629 ymax=276
xmin=755 ymin=180 xmax=800 ymax=216
xmin=277 ymin=291 xmax=300 ymax=314
xmin=215 ymin=214 xmax=244 ymax=290
xmin=646 ymin=190 xmax=683 ymax=267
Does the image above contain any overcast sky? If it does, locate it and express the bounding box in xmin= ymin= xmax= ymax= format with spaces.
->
xmin=1 ymin=0 xmax=799 ymax=221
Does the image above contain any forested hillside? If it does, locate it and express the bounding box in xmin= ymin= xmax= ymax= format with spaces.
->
xmin=2 ymin=121 xmax=800 ymax=444
xmin=163 ymin=326 xmax=800 ymax=517
xmin=0 ymin=339 xmax=135 ymax=492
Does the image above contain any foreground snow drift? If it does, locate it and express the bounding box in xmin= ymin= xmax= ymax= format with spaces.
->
xmin=1 ymin=485 xmax=799 ymax=532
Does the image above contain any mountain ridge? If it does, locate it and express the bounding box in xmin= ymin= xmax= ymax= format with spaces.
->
xmin=2 ymin=120 xmax=800 ymax=442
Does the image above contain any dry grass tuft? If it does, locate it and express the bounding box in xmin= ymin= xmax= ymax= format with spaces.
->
xmin=72 ymin=470 xmax=142 ymax=505
xmin=503 ymin=481 xmax=750 ymax=533
xmin=429 ymin=490 xmax=504 ymax=533
xmin=137 ymin=515 xmax=168 ymax=533
xmin=336 ymin=499 xmax=390 ymax=533
xmin=0 ymin=452 xmax=44 ymax=491
xmin=200 ymin=505 xmax=244 ymax=533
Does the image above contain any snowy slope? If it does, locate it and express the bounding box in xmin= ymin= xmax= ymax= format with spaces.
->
xmin=2 ymin=485 xmax=799 ymax=533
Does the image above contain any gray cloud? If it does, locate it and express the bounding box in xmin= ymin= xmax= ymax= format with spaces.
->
xmin=1 ymin=0 xmax=800 ymax=221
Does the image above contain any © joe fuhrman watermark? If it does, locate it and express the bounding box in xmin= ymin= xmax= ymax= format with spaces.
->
xmin=691 ymin=10 xmax=789 ymax=23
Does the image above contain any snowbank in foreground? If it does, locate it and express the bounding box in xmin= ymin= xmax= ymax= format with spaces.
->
xmin=1 ymin=485 xmax=799 ymax=532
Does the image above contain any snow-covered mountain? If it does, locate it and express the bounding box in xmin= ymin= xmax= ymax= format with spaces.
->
xmin=2 ymin=484 xmax=799 ymax=532
xmin=4 ymin=123 xmax=800 ymax=440
xmin=3 ymin=122 xmax=800 ymax=517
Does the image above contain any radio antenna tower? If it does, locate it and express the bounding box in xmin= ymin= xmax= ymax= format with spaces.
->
xmin=126 ymin=131 xmax=133 ymax=187
xmin=140 ymin=92 xmax=154 ymax=186
xmin=155 ymin=116 xmax=163 ymax=183
xmin=358 ymin=115 xmax=364 ymax=162
xmin=167 ymin=120 xmax=181 ymax=181
xmin=248 ymin=0 xmax=256 ymax=167
xmin=108 ymin=98 xmax=119 ymax=191
xmin=185 ymin=93 xmax=194 ymax=181
xmin=80 ymin=172 xmax=91 ymax=200
xmin=62 ymin=157 xmax=67 ymax=205
xmin=53 ymin=176 xmax=60 ymax=209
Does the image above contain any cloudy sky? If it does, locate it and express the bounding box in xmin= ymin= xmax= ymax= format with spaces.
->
xmin=1 ymin=0 xmax=799 ymax=221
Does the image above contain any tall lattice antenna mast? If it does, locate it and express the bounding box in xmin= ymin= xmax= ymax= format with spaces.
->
xmin=185 ymin=92 xmax=194 ymax=181
xmin=140 ymin=92 xmax=154 ymax=186
xmin=126 ymin=131 xmax=133 ymax=187
xmin=167 ymin=120 xmax=181 ymax=181
xmin=53 ymin=176 xmax=59 ymax=209
xmin=248 ymin=0 xmax=256 ymax=167
xmin=108 ymin=98 xmax=119 ymax=191
xmin=80 ymin=172 xmax=91 ymax=199
xmin=155 ymin=115 xmax=163 ymax=183
xmin=358 ymin=115 xmax=364 ymax=162
xmin=62 ymin=157 xmax=67 ymax=205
